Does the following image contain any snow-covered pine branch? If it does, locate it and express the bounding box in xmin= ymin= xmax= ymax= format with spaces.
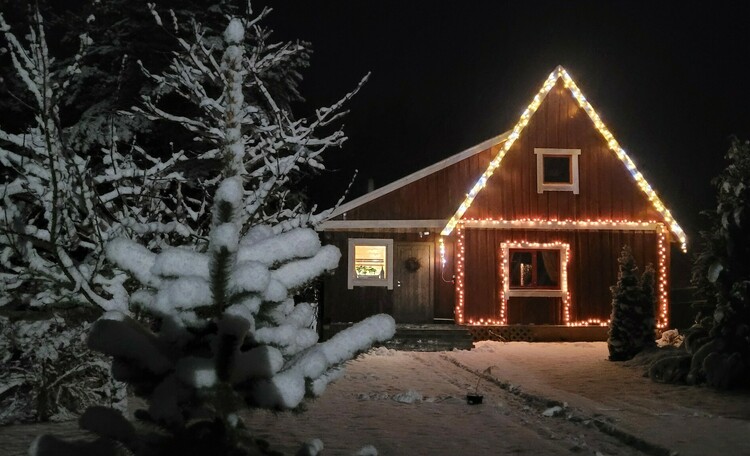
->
xmin=0 ymin=9 xmax=188 ymax=312
xmin=134 ymin=5 xmax=366 ymax=232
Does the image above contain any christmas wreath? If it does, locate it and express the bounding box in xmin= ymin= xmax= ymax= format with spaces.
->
xmin=404 ymin=256 xmax=422 ymax=272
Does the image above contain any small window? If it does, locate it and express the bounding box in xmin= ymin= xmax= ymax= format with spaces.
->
xmin=542 ymin=156 xmax=572 ymax=184
xmin=535 ymin=148 xmax=580 ymax=194
xmin=348 ymin=239 xmax=394 ymax=289
xmin=509 ymin=249 xmax=561 ymax=289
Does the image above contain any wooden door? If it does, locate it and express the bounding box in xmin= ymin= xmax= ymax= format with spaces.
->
xmin=393 ymin=242 xmax=434 ymax=323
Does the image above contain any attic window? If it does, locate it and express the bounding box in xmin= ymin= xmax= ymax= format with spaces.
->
xmin=535 ymin=148 xmax=581 ymax=194
xmin=347 ymin=238 xmax=394 ymax=289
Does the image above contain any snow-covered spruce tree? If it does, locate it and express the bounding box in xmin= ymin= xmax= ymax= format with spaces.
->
xmin=30 ymin=17 xmax=395 ymax=456
xmin=680 ymin=138 xmax=750 ymax=389
xmin=608 ymin=245 xmax=647 ymax=361
xmin=131 ymin=4 xmax=366 ymax=233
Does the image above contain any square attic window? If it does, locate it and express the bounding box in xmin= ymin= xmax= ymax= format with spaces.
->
xmin=543 ymin=156 xmax=572 ymax=184
xmin=535 ymin=148 xmax=581 ymax=194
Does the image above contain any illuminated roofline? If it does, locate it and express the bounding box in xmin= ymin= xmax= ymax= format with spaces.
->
xmin=440 ymin=65 xmax=687 ymax=252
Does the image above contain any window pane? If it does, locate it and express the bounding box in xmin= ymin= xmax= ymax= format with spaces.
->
xmin=509 ymin=251 xmax=533 ymax=287
xmin=543 ymin=156 xmax=571 ymax=184
xmin=354 ymin=245 xmax=387 ymax=279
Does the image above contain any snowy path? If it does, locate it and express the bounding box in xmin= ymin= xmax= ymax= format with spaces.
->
xmin=2 ymin=342 xmax=749 ymax=455
xmin=243 ymin=342 xmax=750 ymax=455
xmin=244 ymin=346 xmax=650 ymax=455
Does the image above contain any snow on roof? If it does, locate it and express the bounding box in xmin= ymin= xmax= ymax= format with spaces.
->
xmin=327 ymin=131 xmax=511 ymax=220
xmin=440 ymin=65 xmax=688 ymax=252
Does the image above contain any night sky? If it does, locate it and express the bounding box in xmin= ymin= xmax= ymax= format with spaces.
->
xmin=269 ymin=1 xmax=750 ymax=241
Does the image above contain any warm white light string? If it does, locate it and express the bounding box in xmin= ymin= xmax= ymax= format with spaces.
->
xmin=441 ymin=66 xmax=687 ymax=252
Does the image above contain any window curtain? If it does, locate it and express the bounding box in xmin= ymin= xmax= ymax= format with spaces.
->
xmin=541 ymin=250 xmax=560 ymax=286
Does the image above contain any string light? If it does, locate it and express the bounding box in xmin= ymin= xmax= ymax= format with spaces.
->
xmin=656 ymin=224 xmax=669 ymax=328
xmin=452 ymin=221 xmax=671 ymax=328
xmin=461 ymin=218 xmax=660 ymax=230
xmin=499 ymin=241 xmax=571 ymax=326
xmin=440 ymin=65 xmax=688 ymax=253
xmin=438 ymin=237 xmax=446 ymax=267
xmin=454 ymin=225 xmax=466 ymax=324
xmin=567 ymin=319 xmax=609 ymax=327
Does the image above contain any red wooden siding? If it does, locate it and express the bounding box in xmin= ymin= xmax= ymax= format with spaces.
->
xmin=321 ymin=232 xmax=454 ymax=324
xmin=463 ymin=79 xmax=662 ymax=222
xmin=334 ymin=146 xmax=498 ymax=220
xmin=462 ymin=228 xmax=661 ymax=324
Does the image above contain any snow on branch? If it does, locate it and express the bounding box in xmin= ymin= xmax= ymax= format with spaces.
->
xmin=133 ymin=4 xmax=367 ymax=232
xmin=0 ymin=8 xmax=189 ymax=312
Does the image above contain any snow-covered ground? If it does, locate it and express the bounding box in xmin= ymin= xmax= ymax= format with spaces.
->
xmin=2 ymin=341 xmax=749 ymax=455
xmin=243 ymin=341 xmax=750 ymax=455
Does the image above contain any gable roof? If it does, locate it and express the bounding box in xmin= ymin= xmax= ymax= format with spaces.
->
xmin=439 ymin=65 xmax=688 ymax=252
xmin=326 ymin=130 xmax=510 ymax=220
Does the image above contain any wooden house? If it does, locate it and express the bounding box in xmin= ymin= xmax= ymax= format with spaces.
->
xmin=318 ymin=66 xmax=687 ymax=337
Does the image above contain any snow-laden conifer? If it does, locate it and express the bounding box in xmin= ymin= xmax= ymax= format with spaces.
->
xmin=30 ymin=15 xmax=394 ymax=455
xmin=681 ymin=138 xmax=750 ymax=388
xmin=608 ymin=245 xmax=656 ymax=361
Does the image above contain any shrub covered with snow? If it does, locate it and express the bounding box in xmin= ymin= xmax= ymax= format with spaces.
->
xmin=0 ymin=315 xmax=125 ymax=425
xmin=607 ymin=246 xmax=657 ymax=361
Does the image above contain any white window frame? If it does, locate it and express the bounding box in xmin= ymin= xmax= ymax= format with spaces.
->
xmin=534 ymin=148 xmax=581 ymax=194
xmin=348 ymin=238 xmax=394 ymax=290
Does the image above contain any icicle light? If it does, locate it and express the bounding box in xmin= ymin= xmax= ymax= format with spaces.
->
xmin=440 ymin=66 xmax=687 ymax=253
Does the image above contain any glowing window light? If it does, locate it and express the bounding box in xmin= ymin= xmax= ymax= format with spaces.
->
xmin=440 ymin=65 xmax=688 ymax=253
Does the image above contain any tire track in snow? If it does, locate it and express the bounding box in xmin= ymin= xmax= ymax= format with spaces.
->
xmin=438 ymin=353 xmax=678 ymax=456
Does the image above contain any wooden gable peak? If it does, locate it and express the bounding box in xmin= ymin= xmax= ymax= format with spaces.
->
xmin=440 ymin=65 xmax=688 ymax=252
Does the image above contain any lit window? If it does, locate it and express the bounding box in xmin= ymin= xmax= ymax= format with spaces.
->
xmin=509 ymin=250 xmax=561 ymax=289
xmin=348 ymin=239 xmax=394 ymax=289
xmin=535 ymin=148 xmax=580 ymax=194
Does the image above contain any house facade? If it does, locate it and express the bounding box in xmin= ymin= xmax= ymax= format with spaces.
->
xmin=318 ymin=66 xmax=686 ymax=333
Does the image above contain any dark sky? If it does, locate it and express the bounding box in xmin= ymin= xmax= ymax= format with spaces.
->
xmin=269 ymin=1 xmax=750 ymax=241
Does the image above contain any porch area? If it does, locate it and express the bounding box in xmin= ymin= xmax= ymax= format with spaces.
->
xmin=322 ymin=323 xmax=608 ymax=350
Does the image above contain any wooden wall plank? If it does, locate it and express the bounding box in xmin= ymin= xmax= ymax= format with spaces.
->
xmin=462 ymin=228 xmax=659 ymax=324
xmin=463 ymin=78 xmax=663 ymax=223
